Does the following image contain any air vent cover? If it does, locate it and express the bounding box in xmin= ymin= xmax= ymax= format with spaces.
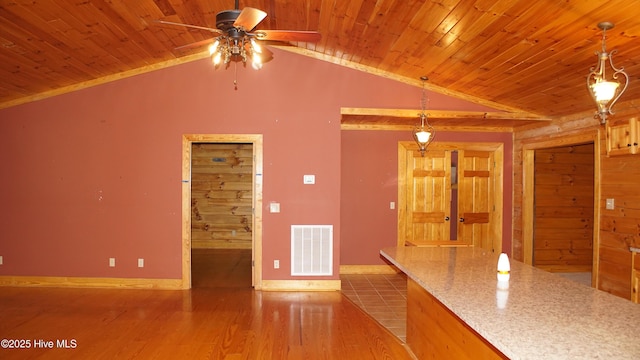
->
xmin=291 ymin=225 xmax=333 ymax=276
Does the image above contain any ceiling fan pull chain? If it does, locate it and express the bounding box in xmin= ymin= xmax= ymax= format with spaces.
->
xmin=234 ymin=62 xmax=238 ymax=90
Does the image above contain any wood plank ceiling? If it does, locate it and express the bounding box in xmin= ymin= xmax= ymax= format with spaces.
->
xmin=1 ymin=0 xmax=640 ymax=129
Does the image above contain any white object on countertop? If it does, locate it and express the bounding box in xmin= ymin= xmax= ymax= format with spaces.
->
xmin=497 ymin=253 xmax=510 ymax=282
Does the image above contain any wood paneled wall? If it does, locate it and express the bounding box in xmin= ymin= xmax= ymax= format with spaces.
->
xmin=515 ymin=110 xmax=640 ymax=300
xmin=191 ymin=143 xmax=253 ymax=249
xmin=533 ymin=144 xmax=594 ymax=272
xmin=599 ymin=117 xmax=640 ymax=296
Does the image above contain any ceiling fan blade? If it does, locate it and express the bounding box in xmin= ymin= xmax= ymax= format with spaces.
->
xmin=233 ymin=7 xmax=267 ymax=31
xmin=261 ymin=46 xmax=274 ymax=63
xmin=255 ymin=30 xmax=321 ymax=42
xmin=156 ymin=20 xmax=222 ymax=34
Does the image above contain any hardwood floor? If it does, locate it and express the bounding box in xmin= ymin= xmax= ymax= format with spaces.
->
xmin=192 ymin=248 xmax=252 ymax=288
xmin=0 ymin=249 xmax=413 ymax=359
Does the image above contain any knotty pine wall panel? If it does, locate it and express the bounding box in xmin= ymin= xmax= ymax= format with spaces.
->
xmin=191 ymin=143 xmax=253 ymax=249
xmin=515 ymin=110 xmax=640 ymax=300
xmin=599 ymin=142 xmax=640 ymax=297
xmin=533 ymin=144 xmax=594 ymax=271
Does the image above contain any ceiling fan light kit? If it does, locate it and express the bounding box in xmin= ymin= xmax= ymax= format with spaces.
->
xmin=208 ymin=33 xmax=263 ymax=70
xmin=587 ymin=21 xmax=629 ymax=124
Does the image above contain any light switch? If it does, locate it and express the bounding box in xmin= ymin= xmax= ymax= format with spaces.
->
xmin=606 ymin=198 xmax=615 ymax=210
xmin=390 ymin=201 xmax=395 ymax=209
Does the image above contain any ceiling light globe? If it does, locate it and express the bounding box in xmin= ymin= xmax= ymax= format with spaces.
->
xmin=213 ymin=52 xmax=222 ymax=65
xmin=415 ymin=130 xmax=432 ymax=144
xmin=208 ymin=40 xmax=220 ymax=55
xmin=250 ymin=38 xmax=262 ymax=54
xmin=592 ymin=80 xmax=619 ymax=102
xmin=251 ymin=53 xmax=263 ymax=70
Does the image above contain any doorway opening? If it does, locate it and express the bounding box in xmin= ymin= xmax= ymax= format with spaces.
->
xmin=522 ymin=132 xmax=600 ymax=287
xmin=181 ymin=135 xmax=263 ymax=290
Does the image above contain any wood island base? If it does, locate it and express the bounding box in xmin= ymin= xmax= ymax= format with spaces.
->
xmin=407 ymin=278 xmax=507 ymax=359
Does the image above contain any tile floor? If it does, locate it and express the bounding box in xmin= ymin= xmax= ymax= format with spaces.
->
xmin=341 ymin=273 xmax=408 ymax=341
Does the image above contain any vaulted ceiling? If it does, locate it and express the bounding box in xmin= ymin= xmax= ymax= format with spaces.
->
xmin=2 ymin=0 xmax=639 ymax=126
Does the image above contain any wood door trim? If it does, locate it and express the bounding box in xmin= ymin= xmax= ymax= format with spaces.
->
xmin=182 ymin=134 xmax=263 ymax=290
xmin=521 ymin=131 xmax=600 ymax=287
xmin=398 ymin=141 xmax=503 ymax=251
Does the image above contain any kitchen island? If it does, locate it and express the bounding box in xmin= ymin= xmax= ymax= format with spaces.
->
xmin=381 ymin=246 xmax=640 ymax=360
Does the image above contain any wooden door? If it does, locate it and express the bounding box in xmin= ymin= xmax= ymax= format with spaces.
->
xmin=398 ymin=146 xmax=451 ymax=246
xmin=399 ymin=142 xmax=503 ymax=250
xmin=606 ymin=117 xmax=639 ymax=156
xmin=457 ymin=150 xmax=496 ymax=251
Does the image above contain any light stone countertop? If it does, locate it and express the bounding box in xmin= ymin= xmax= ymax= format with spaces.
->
xmin=380 ymin=246 xmax=640 ymax=360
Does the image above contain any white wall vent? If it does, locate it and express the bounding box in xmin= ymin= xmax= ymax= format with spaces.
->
xmin=291 ymin=225 xmax=333 ymax=276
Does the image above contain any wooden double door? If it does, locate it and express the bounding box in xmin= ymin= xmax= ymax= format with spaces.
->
xmin=398 ymin=142 xmax=503 ymax=252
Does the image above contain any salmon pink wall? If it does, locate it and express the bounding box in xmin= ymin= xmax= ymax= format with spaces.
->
xmin=341 ymin=131 xmax=513 ymax=265
xmin=0 ymin=47 xmax=500 ymax=281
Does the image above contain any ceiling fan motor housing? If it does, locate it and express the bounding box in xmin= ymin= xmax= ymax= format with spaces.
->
xmin=216 ymin=10 xmax=241 ymax=31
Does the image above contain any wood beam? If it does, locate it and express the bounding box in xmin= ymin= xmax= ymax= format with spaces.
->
xmin=341 ymin=107 xmax=551 ymax=121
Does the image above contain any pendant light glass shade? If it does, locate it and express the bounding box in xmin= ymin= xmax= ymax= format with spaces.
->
xmin=414 ymin=76 xmax=435 ymax=156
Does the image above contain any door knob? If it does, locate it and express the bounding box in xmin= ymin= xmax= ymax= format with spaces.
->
xmin=459 ymin=217 xmax=465 ymax=222
xmin=445 ymin=216 xmax=450 ymax=221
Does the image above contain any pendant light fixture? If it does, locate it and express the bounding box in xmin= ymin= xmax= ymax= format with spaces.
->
xmin=587 ymin=21 xmax=629 ymax=124
xmin=413 ymin=76 xmax=435 ymax=156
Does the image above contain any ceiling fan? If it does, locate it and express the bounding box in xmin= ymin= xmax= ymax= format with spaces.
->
xmin=157 ymin=0 xmax=321 ymax=70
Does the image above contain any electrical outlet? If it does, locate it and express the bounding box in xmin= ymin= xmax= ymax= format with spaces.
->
xmin=274 ymin=260 xmax=280 ymax=269
xmin=138 ymin=258 xmax=144 ymax=268
xmin=109 ymin=258 xmax=116 ymax=267
xmin=0 ymin=255 xmax=3 ymax=265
